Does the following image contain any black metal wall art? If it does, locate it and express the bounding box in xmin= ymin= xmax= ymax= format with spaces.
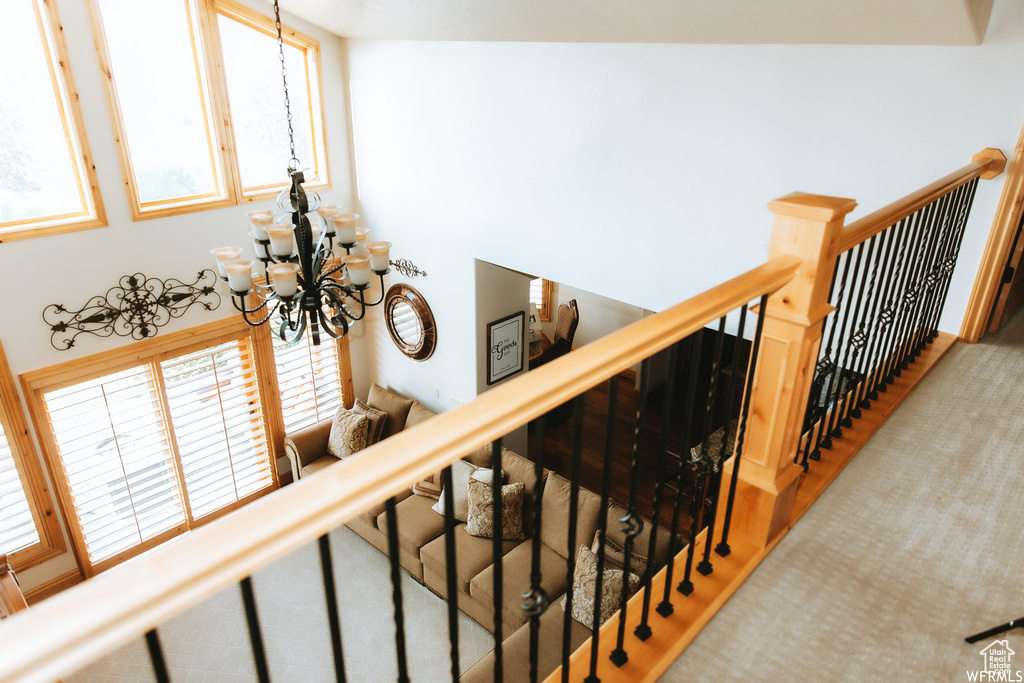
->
xmin=389 ymin=258 xmax=427 ymax=278
xmin=44 ymin=270 xmax=221 ymax=350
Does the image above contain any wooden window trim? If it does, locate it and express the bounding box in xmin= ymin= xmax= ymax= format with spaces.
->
xmin=0 ymin=341 xmax=66 ymax=572
xmin=88 ymin=0 xmax=330 ymax=222
xmin=20 ymin=318 xmax=279 ymax=577
xmin=534 ymin=278 xmax=552 ymax=322
xmin=0 ymin=0 xmax=106 ymax=242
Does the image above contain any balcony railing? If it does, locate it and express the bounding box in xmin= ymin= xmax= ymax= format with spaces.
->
xmin=0 ymin=150 xmax=1005 ymax=683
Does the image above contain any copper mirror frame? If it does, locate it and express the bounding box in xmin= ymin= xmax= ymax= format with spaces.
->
xmin=384 ymin=283 xmax=436 ymax=361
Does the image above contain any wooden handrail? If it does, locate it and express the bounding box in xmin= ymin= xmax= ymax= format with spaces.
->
xmin=0 ymin=256 xmax=801 ymax=683
xmin=838 ymin=149 xmax=1006 ymax=253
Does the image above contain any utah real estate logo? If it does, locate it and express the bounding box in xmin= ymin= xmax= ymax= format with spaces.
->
xmin=968 ymin=640 xmax=1022 ymax=681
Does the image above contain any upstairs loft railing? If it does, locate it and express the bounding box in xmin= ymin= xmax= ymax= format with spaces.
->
xmin=0 ymin=150 xmax=1005 ymax=683
xmin=797 ymin=149 xmax=1007 ymax=471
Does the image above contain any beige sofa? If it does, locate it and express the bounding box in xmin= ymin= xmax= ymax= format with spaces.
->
xmin=284 ymin=384 xmax=674 ymax=680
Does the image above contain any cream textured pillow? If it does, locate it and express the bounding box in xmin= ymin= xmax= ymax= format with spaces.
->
xmin=432 ymin=460 xmax=486 ymax=522
xmin=560 ymin=545 xmax=641 ymax=630
xmin=327 ymin=408 xmax=368 ymax=460
xmin=466 ymin=479 xmax=525 ymax=540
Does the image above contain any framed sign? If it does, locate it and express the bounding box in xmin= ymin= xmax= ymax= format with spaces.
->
xmin=486 ymin=311 xmax=525 ymax=385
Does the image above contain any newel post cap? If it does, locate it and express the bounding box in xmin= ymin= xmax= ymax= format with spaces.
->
xmin=768 ymin=193 xmax=858 ymax=223
xmin=972 ymin=148 xmax=1007 ymax=179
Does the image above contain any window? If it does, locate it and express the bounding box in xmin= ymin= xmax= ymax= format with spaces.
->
xmin=530 ymin=278 xmax=553 ymax=322
xmin=24 ymin=323 xmax=275 ymax=575
xmin=1 ymin=0 xmax=105 ymax=241
xmin=0 ymin=342 xmax=64 ymax=569
xmin=89 ymin=0 xmax=329 ymax=220
xmin=272 ymin=332 xmax=346 ymax=433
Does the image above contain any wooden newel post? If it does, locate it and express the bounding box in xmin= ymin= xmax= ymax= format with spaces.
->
xmin=724 ymin=193 xmax=857 ymax=548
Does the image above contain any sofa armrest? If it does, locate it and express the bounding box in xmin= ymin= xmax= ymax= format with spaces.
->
xmin=284 ymin=418 xmax=333 ymax=479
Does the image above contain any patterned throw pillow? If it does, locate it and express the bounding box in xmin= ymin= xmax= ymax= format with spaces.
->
xmin=465 ymin=479 xmax=525 ymax=540
xmin=592 ymin=530 xmax=649 ymax=578
xmin=560 ymin=545 xmax=640 ymax=630
xmin=327 ymin=407 xmax=368 ymax=460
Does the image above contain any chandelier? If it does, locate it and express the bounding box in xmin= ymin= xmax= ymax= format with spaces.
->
xmin=210 ymin=1 xmax=390 ymax=346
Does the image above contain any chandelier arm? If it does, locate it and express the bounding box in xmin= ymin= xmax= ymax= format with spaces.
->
xmin=278 ymin=306 xmax=307 ymax=343
xmin=362 ymin=272 xmax=389 ymax=307
xmin=317 ymin=304 xmax=348 ymax=340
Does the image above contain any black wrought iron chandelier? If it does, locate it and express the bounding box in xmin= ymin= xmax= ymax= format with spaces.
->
xmin=212 ymin=0 xmax=391 ymax=346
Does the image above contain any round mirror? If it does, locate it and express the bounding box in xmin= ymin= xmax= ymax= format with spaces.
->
xmin=384 ymin=284 xmax=436 ymax=361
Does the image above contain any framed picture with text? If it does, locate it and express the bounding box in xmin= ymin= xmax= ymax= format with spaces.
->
xmin=486 ymin=311 xmax=525 ymax=385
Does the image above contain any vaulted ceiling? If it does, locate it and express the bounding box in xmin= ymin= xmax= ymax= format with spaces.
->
xmin=275 ymin=0 xmax=994 ymax=45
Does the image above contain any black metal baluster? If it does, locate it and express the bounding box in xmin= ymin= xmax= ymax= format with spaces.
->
xmin=145 ymin=629 xmax=170 ymax=683
xmin=441 ymin=465 xmax=460 ymax=683
xmin=562 ymin=396 xmax=585 ymax=682
xmin=636 ymin=341 xmax=680 ymax=639
xmin=797 ymin=255 xmax=842 ymax=468
xmin=880 ymin=204 xmax=932 ymax=387
xmin=610 ymin=359 xmax=649 ymax=667
xmin=897 ymin=194 xmax=950 ymax=372
xmin=490 ymin=437 xmax=505 ymax=683
xmin=696 ymin=317 xmax=727 ymax=577
xmin=855 ymin=221 xmax=901 ymax=412
xmin=318 ymin=534 xmax=347 ymax=683
xmin=810 ymin=252 xmax=854 ymax=459
xmin=674 ymin=332 xmax=704 ymax=598
xmin=822 ymin=242 xmax=866 ymax=445
xmin=526 ymin=414 xmax=549 ymax=683
xmin=845 ymin=229 xmax=892 ymax=422
xmin=717 ymin=295 xmax=767 ymax=556
xmin=926 ymin=179 xmax=978 ymax=339
xmin=907 ymin=188 xmax=960 ymax=360
xmin=384 ymin=497 xmax=410 ymax=683
xmin=585 ymin=377 xmax=618 ymax=683
xmin=836 ymin=235 xmax=878 ymax=430
xmin=240 ymin=577 xmax=271 ymax=683
xmin=864 ymin=216 xmax=913 ymax=402
xmin=917 ymin=186 xmax=966 ymax=353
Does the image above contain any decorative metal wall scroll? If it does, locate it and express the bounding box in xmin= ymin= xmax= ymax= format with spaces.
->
xmin=44 ymin=270 xmax=221 ymax=350
xmin=389 ymin=258 xmax=427 ymax=278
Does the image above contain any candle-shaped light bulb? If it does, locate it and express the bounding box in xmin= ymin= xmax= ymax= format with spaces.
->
xmin=224 ymin=259 xmax=254 ymax=294
xmin=367 ymin=241 xmax=392 ymax=273
xmin=268 ymin=262 xmax=300 ymax=298
xmin=343 ymin=254 xmax=372 ymax=287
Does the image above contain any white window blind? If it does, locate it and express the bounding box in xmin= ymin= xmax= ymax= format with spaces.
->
xmin=43 ymin=366 xmax=185 ymax=565
xmin=161 ymin=340 xmax=272 ymax=518
xmin=529 ymin=278 xmax=545 ymax=307
xmin=0 ymin=423 xmax=39 ymax=555
xmin=273 ymin=333 xmax=343 ymax=433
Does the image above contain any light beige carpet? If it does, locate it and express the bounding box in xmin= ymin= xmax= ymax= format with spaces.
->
xmin=67 ymin=526 xmax=493 ymax=682
xmin=664 ymin=312 xmax=1024 ymax=682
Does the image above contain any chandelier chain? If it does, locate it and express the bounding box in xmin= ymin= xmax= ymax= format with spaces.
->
xmin=273 ymin=0 xmax=298 ymax=169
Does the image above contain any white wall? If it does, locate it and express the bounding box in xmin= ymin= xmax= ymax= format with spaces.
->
xmin=0 ymin=0 xmax=354 ymax=591
xmin=345 ymin=0 xmax=1024 ymax=423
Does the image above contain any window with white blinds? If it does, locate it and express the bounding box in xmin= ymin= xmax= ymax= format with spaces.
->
xmin=43 ymin=365 xmax=185 ymax=566
xmin=530 ymin=278 xmax=552 ymax=322
xmin=0 ymin=423 xmax=40 ymax=555
xmin=161 ymin=340 xmax=272 ymax=518
xmin=37 ymin=333 xmax=273 ymax=571
xmin=272 ymin=332 xmax=344 ymax=432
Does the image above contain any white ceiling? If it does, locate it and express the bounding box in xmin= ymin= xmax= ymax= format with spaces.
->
xmin=274 ymin=0 xmax=994 ymax=45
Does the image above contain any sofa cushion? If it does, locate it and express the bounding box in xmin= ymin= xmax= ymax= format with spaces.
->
xmin=560 ymin=545 xmax=640 ymax=629
xmin=300 ymin=454 xmax=339 ymax=478
xmin=353 ymin=399 xmax=387 ymax=445
xmin=459 ymin=597 xmax=591 ymax=683
xmin=367 ymin=383 xmax=414 ymax=439
xmin=539 ymin=472 xmax=602 ymax=559
xmin=488 ymin=447 xmax=548 ymax=538
xmin=466 ymin=479 xmax=525 ymax=541
xmin=357 ymin=489 xmax=413 ymax=527
xmin=431 ymin=460 xmax=489 ymax=522
xmin=601 ymin=503 xmax=676 ymax=575
xmin=327 ymin=408 xmax=368 ymax=459
xmin=470 ymin=541 xmax=569 ymax=632
xmin=375 ymin=494 xmax=446 ymax=557
xmin=404 ymin=400 xmax=437 ymax=429
xmin=420 ymin=524 xmax=519 ymax=596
